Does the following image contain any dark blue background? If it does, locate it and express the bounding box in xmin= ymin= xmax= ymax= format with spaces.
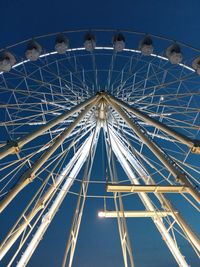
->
xmin=0 ymin=1 xmax=200 ymax=266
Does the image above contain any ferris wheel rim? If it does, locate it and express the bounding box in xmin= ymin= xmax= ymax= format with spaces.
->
xmin=0 ymin=46 xmax=196 ymax=76
xmin=0 ymin=30 xmax=199 ymax=267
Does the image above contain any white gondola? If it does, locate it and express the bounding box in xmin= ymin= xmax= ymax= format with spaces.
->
xmin=139 ymin=36 xmax=153 ymax=55
xmin=55 ymin=33 xmax=69 ymax=54
xmin=84 ymin=33 xmax=96 ymax=52
xmin=166 ymin=44 xmax=182 ymax=64
xmin=0 ymin=51 xmax=16 ymax=72
xmin=25 ymin=40 xmax=42 ymax=61
xmin=113 ymin=33 xmax=125 ymax=52
xmin=192 ymin=56 xmax=200 ymax=75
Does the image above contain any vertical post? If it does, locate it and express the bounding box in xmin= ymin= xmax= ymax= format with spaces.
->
xmin=104 ymin=123 xmax=135 ymax=267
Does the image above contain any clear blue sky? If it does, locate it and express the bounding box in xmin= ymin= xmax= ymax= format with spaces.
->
xmin=1 ymin=0 xmax=200 ymax=48
xmin=0 ymin=1 xmax=200 ymax=267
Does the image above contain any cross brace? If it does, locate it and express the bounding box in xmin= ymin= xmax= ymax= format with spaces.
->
xmin=98 ymin=210 xmax=178 ymax=218
xmin=107 ymin=184 xmax=189 ymax=194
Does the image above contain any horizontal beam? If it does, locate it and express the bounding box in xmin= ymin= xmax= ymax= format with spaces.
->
xmin=107 ymin=184 xmax=189 ymax=194
xmin=98 ymin=210 xmax=177 ymax=218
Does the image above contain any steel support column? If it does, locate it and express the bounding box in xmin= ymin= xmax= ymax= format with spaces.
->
xmin=104 ymin=123 xmax=135 ymax=267
xmin=106 ymin=94 xmax=200 ymax=153
xmin=0 ymin=97 xmax=100 ymax=213
xmin=16 ymin=131 xmax=95 ymax=267
xmin=0 ymin=134 xmax=94 ymax=261
xmin=0 ymin=95 xmax=99 ymax=160
xmin=109 ymin=126 xmax=200 ymax=255
xmin=106 ymin=127 xmax=190 ymax=267
xmin=105 ymin=96 xmax=200 ymax=204
xmin=62 ymin=125 xmax=100 ymax=267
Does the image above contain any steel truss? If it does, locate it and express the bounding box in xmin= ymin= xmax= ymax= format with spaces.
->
xmin=0 ymin=29 xmax=200 ymax=266
xmin=0 ymin=92 xmax=199 ymax=266
xmin=105 ymin=125 xmax=200 ymax=264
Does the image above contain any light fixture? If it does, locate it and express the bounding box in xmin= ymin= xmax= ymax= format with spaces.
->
xmin=98 ymin=211 xmax=105 ymax=218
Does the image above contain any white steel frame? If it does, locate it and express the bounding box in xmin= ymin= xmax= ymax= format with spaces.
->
xmin=0 ymin=91 xmax=199 ymax=267
xmin=105 ymin=126 xmax=196 ymax=267
xmin=0 ymin=30 xmax=200 ymax=266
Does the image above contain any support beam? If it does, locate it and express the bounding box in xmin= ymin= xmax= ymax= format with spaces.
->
xmin=104 ymin=125 xmax=135 ymax=267
xmin=109 ymin=126 xmax=200 ymax=256
xmin=62 ymin=125 xmax=100 ymax=267
xmin=106 ymin=127 xmax=192 ymax=266
xmin=0 ymin=97 xmax=100 ymax=213
xmin=106 ymin=94 xmax=200 ymax=153
xmin=107 ymin=184 xmax=189 ymax=194
xmin=98 ymin=210 xmax=178 ymax=218
xmin=104 ymin=96 xmax=200 ymax=204
xmin=15 ymin=130 xmax=96 ymax=267
xmin=0 ymin=135 xmax=94 ymax=261
xmin=0 ymin=95 xmax=99 ymax=160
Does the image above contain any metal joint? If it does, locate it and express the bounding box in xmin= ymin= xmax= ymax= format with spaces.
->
xmin=6 ymin=140 xmax=19 ymax=153
xmin=191 ymin=140 xmax=200 ymax=154
xmin=23 ymin=170 xmax=35 ymax=183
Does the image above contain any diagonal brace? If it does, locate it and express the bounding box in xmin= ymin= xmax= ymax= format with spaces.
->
xmin=106 ymin=94 xmax=200 ymax=153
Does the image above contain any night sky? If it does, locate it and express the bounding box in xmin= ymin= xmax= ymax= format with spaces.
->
xmin=0 ymin=1 xmax=200 ymax=267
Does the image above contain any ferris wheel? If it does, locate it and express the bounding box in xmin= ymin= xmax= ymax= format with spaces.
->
xmin=0 ymin=29 xmax=199 ymax=267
